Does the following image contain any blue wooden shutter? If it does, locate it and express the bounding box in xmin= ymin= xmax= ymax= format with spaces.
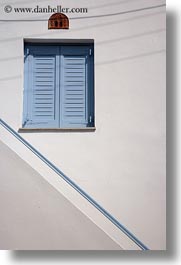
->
xmin=23 ymin=45 xmax=59 ymax=128
xmin=60 ymin=46 xmax=94 ymax=128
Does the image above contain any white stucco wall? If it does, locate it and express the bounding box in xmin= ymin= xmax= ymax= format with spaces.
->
xmin=0 ymin=0 xmax=166 ymax=250
xmin=0 ymin=140 xmax=122 ymax=250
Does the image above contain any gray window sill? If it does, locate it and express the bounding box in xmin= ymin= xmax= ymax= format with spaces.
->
xmin=18 ymin=127 xmax=96 ymax=133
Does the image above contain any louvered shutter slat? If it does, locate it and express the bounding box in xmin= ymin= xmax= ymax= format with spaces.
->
xmin=63 ymin=56 xmax=86 ymax=124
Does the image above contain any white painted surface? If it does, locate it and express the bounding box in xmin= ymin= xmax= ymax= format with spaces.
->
xmin=0 ymin=140 xmax=122 ymax=250
xmin=0 ymin=0 xmax=166 ymax=249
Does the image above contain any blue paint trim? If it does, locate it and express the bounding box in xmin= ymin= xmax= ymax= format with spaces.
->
xmin=0 ymin=118 xmax=149 ymax=250
xmin=23 ymin=44 xmax=95 ymax=129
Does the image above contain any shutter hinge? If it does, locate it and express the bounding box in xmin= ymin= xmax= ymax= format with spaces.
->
xmin=89 ymin=115 xmax=92 ymax=123
xmin=23 ymin=118 xmax=29 ymax=127
xmin=24 ymin=48 xmax=30 ymax=62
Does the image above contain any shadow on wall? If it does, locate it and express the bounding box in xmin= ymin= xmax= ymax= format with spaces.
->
xmin=89 ymin=0 xmax=137 ymax=10
xmin=96 ymin=49 xmax=165 ymax=65
xmin=0 ymin=27 xmax=166 ymax=68
xmin=0 ymin=0 xmax=137 ymax=9
xmin=0 ymin=0 xmax=49 ymax=7
xmin=6 ymin=10 xmax=179 ymax=259
xmin=0 ymin=9 xmax=165 ymax=42
xmin=0 ymin=75 xmax=21 ymax=82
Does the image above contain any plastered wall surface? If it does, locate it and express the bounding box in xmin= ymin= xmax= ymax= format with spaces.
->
xmin=0 ymin=0 xmax=166 ymax=250
xmin=0 ymin=140 xmax=122 ymax=250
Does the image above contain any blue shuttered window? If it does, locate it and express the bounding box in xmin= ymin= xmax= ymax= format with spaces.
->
xmin=23 ymin=44 xmax=94 ymax=129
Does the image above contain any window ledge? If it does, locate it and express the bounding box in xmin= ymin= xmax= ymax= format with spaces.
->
xmin=18 ymin=127 xmax=96 ymax=133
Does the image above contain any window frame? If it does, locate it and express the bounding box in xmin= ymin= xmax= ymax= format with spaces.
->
xmin=20 ymin=40 xmax=95 ymax=132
